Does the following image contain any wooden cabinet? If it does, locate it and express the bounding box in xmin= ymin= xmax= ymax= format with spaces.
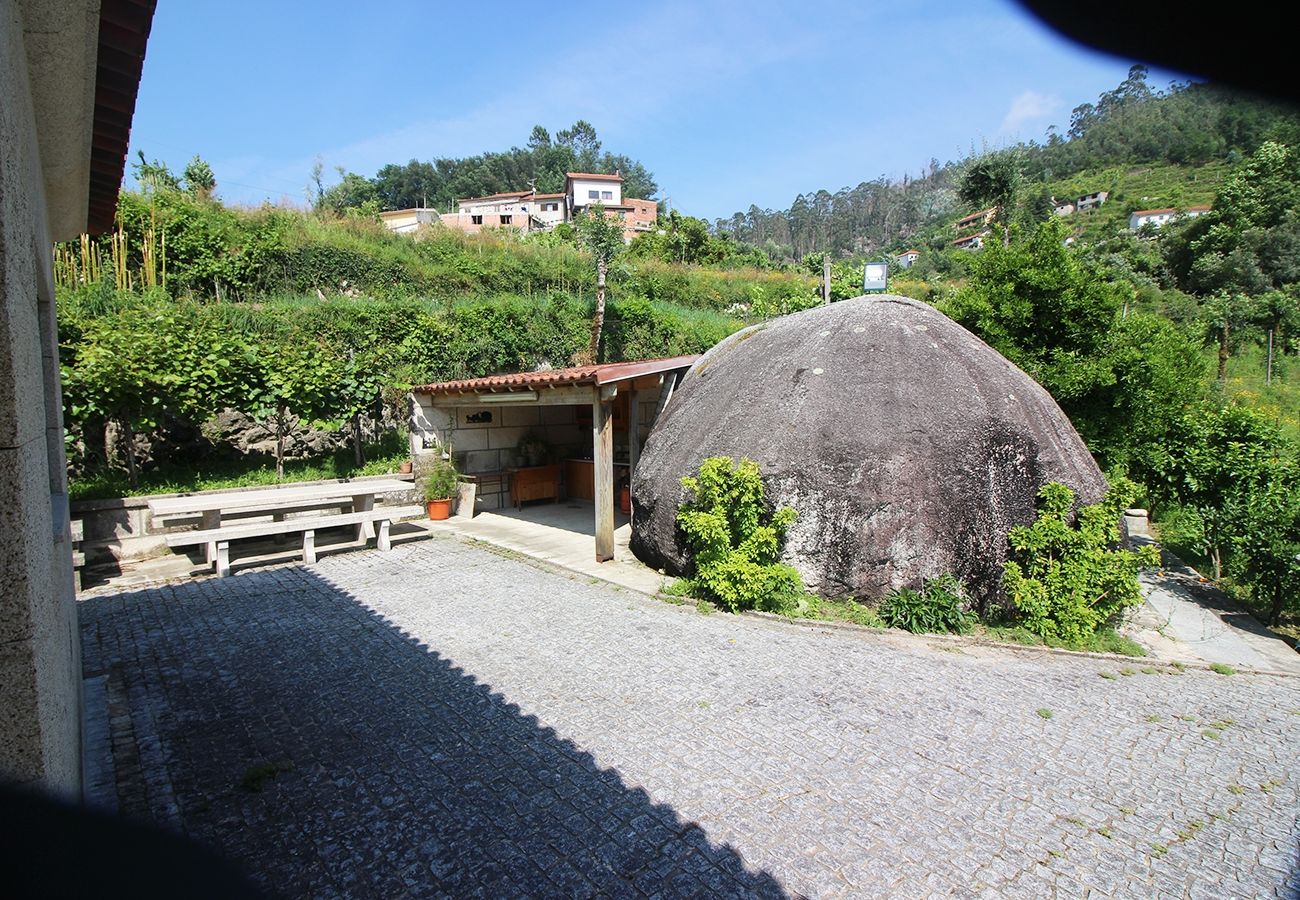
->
xmin=566 ymin=459 xmax=595 ymax=500
xmin=509 ymin=465 xmax=560 ymax=508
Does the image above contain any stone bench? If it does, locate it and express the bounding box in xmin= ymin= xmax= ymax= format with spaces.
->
xmin=165 ymin=504 xmax=424 ymax=577
xmin=71 ymin=518 xmax=85 ymax=591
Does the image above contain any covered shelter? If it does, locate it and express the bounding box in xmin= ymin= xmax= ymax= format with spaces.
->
xmin=412 ymin=356 xmax=697 ymax=562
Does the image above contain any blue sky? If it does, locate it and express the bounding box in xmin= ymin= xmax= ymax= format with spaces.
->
xmin=127 ymin=0 xmax=1179 ymax=220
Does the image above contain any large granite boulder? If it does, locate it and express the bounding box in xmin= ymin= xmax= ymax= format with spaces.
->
xmin=630 ymin=295 xmax=1107 ymax=606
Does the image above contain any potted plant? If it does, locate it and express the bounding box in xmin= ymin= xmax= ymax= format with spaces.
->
xmin=424 ymin=458 xmax=459 ymax=521
xmin=517 ymin=433 xmax=550 ymax=468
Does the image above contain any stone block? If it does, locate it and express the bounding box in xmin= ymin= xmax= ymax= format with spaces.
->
xmin=447 ymin=427 xmax=489 ymax=452
xmin=454 ymin=407 xmax=498 ymax=429
xmin=0 ymin=440 xmax=51 ymax=645
xmin=502 ymin=405 xmax=541 ymax=428
xmin=461 ymin=449 xmax=502 ymax=475
xmin=0 ymin=643 xmax=43 ymax=779
xmin=487 ymin=426 xmax=528 ymax=451
xmin=540 ymin=405 xmax=576 ymax=425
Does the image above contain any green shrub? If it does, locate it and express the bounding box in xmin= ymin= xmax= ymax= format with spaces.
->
xmin=880 ymin=574 xmax=972 ymax=634
xmin=423 ymin=457 xmax=460 ymax=501
xmin=1002 ymin=482 xmax=1159 ymax=645
xmin=676 ymin=456 xmax=807 ymax=613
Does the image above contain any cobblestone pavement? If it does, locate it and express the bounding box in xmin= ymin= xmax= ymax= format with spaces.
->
xmin=81 ymin=537 xmax=1300 ymax=898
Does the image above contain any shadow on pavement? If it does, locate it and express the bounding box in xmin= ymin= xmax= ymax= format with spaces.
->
xmin=79 ymin=567 xmax=785 ymax=898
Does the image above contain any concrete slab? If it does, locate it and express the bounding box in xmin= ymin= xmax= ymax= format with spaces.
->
xmin=1123 ymin=519 xmax=1300 ymax=674
xmin=426 ymin=501 xmax=667 ymax=596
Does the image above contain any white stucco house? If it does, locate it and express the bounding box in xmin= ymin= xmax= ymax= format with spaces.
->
xmin=895 ymin=249 xmax=921 ymax=269
xmin=384 ymin=171 xmax=656 ymax=243
xmin=1129 ymin=205 xmax=1210 ymax=231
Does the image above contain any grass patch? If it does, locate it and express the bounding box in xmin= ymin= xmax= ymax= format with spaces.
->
xmin=976 ymin=624 xmax=1145 ymax=656
xmin=1145 ymin=714 xmax=1161 ymax=722
xmin=1098 ymin=671 xmax=1117 ymax=680
xmin=1209 ymin=662 xmax=1237 ymax=676
xmin=695 ymin=599 xmax=714 ymax=616
xmin=1151 ymin=843 xmax=1169 ymax=859
xmin=1202 ymin=728 xmax=1221 ymax=741
xmin=1227 ymin=784 xmax=1246 ymax=795
xmin=1037 ymin=708 xmax=1054 ymax=720
xmin=801 ymin=596 xmax=886 ymax=628
xmin=70 ymin=432 xmax=410 ymax=501
xmin=1096 ymin=826 xmax=1113 ymax=839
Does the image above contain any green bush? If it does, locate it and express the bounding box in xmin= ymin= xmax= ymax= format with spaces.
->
xmin=676 ymin=456 xmax=807 ymax=613
xmin=1002 ymin=482 xmax=1159 ymax=645
xmin=423 ymin=457 xmax=460 ymax=501
xmin=880 ymin=574 xmax=972 ymax=634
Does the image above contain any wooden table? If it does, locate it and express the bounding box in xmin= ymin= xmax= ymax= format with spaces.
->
xmin=148 ymin=479 xmax=413 ymax=562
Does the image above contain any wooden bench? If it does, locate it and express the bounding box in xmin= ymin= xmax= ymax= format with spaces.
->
xmin=165 ymin=504 xmax=423 ymax=577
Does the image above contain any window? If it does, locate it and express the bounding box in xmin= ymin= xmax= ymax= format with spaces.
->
xmin=588 ymin=190 xmax=599 ymax=200
xmin=601 ymin=190 xmax=613 ymax=200
xmin=500 ymin=214 xmax=512 ymax=225
xmin=471 ymin=215 xmax=483 ymax=225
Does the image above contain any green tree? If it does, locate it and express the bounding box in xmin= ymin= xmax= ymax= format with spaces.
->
xmin=1225 ymin=458 xmax=1300 ymax=625
xmin=573 ymin=205 xmax=625 ymax=361
xmin=942 ymin=218 xmax=1124 ymax=414
xmin=132 ymin=151 xmax=180 ymax=193
xmin=957 ymin=149 xmax=1024 ymax=246
xmin=1147 ymin=404 xmax=1288 ymax=579
xmin=182 ymin=155 xmax=216 ymax=200
xmin=246 ymin=337 xmax=342 ymax=480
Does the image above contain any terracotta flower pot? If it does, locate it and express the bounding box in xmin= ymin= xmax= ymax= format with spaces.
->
xmin=399 ymin=460 xmax=413 ymax=475
xmin=619 ymin=485 xmax=631 ymax=515
xmin=427 ymin=498 xmax=452 ymax=520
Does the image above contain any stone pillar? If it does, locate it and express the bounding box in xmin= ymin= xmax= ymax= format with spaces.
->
xmin=0 ymin=3 xmax=84 ymax=797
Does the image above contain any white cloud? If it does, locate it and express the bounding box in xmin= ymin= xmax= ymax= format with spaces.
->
xmin=215 ymin=1 xmax=823 ymax=206
xmin=999 ymin=90 xmax=1061 ymax=134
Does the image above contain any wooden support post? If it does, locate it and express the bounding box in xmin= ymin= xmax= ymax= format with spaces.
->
xmin=215 ymin=542 xmax=231 ymax=578
xmin=627 ymin=388 xmax=639 ymax=475
xmin=377 ymin=519 xmax=392 ymax=552
xmin=303 ymin=530 xmax=317 ymax=564
xmin=593 ymin=387 xmax=615 ymax=562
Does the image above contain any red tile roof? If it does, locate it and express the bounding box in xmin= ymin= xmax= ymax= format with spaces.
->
xmin=414 ymin=356 xmax=698 ymax=395
xmin=88 ymin=0 xmax=158 ymax=234
xmin=456 ymin=190 xmax=531 ymax=204
xmin=566 ymin=172 xmax=623 ymax=182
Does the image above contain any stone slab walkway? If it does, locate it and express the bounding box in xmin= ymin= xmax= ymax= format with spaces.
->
xmin=80 ymin=537 xmax=1300 ymax=898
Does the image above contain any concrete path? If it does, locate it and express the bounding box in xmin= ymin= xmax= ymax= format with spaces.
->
xmin=427 ymin=502 xmax=666 ymax=595
xmin=1123 ymin=515 xmax=1300 ymax=675
xmin=81 ymin=537 xmax=1300 ymax=898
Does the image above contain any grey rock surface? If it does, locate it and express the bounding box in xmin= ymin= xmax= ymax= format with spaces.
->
xmin=631 ymin=295 xmax=1107 ymax=603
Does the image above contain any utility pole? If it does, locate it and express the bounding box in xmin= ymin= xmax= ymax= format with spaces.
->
xmin=822 ymin=255 xmax=831 ymax=306
xmin=1267 ymin=329 xmax=1274 ymax=386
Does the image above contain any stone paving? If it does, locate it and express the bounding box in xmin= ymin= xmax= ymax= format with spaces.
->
xmin=80 ymin=536 xmax=1300 ymax=898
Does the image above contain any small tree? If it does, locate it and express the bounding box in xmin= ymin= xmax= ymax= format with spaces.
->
xmin=246 ymin=338 xmax=338 ymax=480
xmin=183 ymin=155 xmax=216 ymax=200
xmin=1002 ymin=482 xmax=1158 ymax=645
xmin=958 ymin=149 xmax=1024 ymax=247
xmin=676 ymin=456 xmax=806 ymax=612
xmin=573 ymin=204 xmax=625 ymax=361
xmin=1226 ymin=461 xmax=1300 ymax=625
